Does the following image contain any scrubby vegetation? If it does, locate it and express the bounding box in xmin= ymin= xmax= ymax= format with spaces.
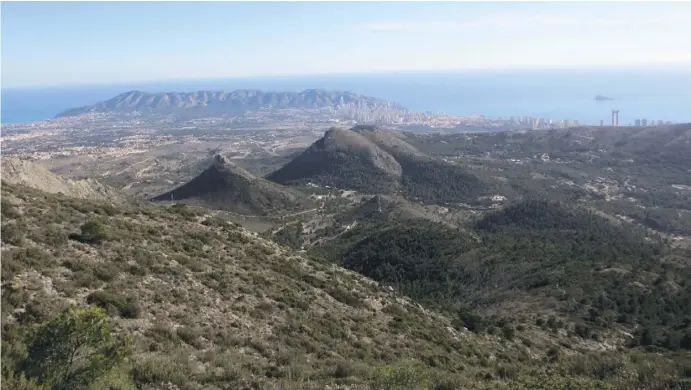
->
xmin=151 ymin=154 xmax=310 ymax=216
xmin=3 ymin=174 xmax=691 ymax=389
xmin=267 ymin=126 xmax=489 ymax=205
xmin=2 ymin=306 xmax=132 ymax=390
xmin=313 ymin=200 xmax=691 ymax=358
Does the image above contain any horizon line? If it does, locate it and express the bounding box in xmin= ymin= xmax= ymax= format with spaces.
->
xmin=3 ymin=63 xmax=690 ymax=91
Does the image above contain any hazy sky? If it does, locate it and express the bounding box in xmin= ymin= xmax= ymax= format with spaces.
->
xmin=2 ymin=1 xmax=690 ymax=88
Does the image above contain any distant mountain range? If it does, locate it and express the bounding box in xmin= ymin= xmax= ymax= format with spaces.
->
xmin=56 ymin=89 xmax=402 ymax=118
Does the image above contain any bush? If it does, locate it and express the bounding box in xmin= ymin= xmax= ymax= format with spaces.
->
xmin=574 ymin=322 xmax=592 ymax=339
xmin=86 ymin=291 xmax=141 ymax=319
xmin=131 ymin=358 xmax=192 ymax=389
xmin=71 ymin=220 xmax=108 ymax=244
xmin=1 ymin=247 xmax=52 ymax=279
xmin=1 ymin=371 xmax=49 ymax=390
xmin=176 ymin=327 xmax=204 ymax=349
xmin=19 ymin=306 xmax=131 ymax=390
xmin=1 ymin=221 xmax=25 ymax=245
xmin=333 ymin=360 xmax=356 ymax=378
xmin=370 ymin=360 xmax=432 ymax=389
xmin=456 ymin=310 xmax=487 ymax=333
xmin=327 ymin=286 xmax=365 ymax=308
xmin=502 ymin=325 xmax=516 ymax=341
xmin=93 ymin=263 xmax=120 ymax=282
xmin=1 ymin=200 xmax=21 ymax=219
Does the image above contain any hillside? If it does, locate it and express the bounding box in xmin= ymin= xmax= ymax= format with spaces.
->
xmin=266 ymin=127 xmax=402 ymax=194
xmin=407 ymin=124 xmax=691 ymax=172
xmin=56 ymin=89 xmax=401 ymax=119
xmin=266 ymin=190 xmax=465 ymax=254
xmin=150 ymin=154 xmax=309 ymax=216
xmin=4 ymin=183 xmax=691 ymax=389
xmin=336 ymin=195 xmax=440 ymax=225
xmin=401 ymin=124 xmax=691 ymax=235
xmin=1 ymin=158 xmax=120 ymax=201
xmin=311 ymin=200 xmax=691 ymax=354
xmin=1 ymin=182 xmax=487 ymax=389
xmin=267 ymin=126 xmax=489 ymax=204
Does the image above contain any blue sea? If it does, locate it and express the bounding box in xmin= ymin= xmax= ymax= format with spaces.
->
xmin=2 ymin=68 xmax=690 ymax=126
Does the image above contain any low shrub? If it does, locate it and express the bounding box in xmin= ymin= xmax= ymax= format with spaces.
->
xmin=86 ymin=291 xmax=141 ymax=319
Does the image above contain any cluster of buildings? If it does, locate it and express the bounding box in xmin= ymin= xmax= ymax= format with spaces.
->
xmin=633 ymin=119 xmax=669 ymax=127
xmin=497 ymin=116 xmax=580 ymax=130
xmin=501 ymin=111 xmax=677 ymax=130
xmin=602 ymin=109 xmax=675 ymax=127
xmin=327 ymin=102 xmax=437 ymax=125
xmin=327 ymin=103 xmax=588 ymax=130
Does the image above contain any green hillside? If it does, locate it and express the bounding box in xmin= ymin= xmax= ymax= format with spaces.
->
xmin=313 ymin=200 xmax=691 ymax=354
xmin=2 ymin=186 xmax=690 ymax=389
xmin=267 ymin=127 xmax=490 ymax=205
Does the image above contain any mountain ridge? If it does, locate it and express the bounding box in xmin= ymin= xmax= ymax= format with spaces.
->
xmin=56 ymin=89 xmax=403 ymax=118
xmin=0 ymin=158 xmax=120 ymax=201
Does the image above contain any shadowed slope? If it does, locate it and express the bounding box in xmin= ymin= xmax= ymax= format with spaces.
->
xmin=266 ymin=127 xmax=402 ymax=193
xmin=151 ymin=154 xmax=309 ymax=216
xmin=268 ymin=126 xmax=489 ymax=204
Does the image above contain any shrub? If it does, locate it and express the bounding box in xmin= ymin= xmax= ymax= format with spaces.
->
xmin=1 ymin=371 xmax=49 ymax=390
xmin=1 ymin=221 xmax=25 ymax=245
xmin=19 ymin=306 xmax=131 ymax=390
xmin=86 ymin=291 xmax=141 ymax=319
xmin=93 ymin=263 xmax=120 ymax=282
xmin=327 ymin=286 xmax=365 ymax=308
xmin=502 ymin=325 xmax=516 ymax=341
xmin=332 ymin=360 xmax=356 ymax=378
xmin=131 ymin=358 xmax=192 ymax=390
xmin=176 ymin=327 xmax=204 ymax=349
xmin=456 ymin=310 xmax=487 ymax=333
xmin=496 ymin=363 xmax=520 ymax=380
xmin=1 ymin=199 xmax=21 ymax=219
xmin=71 ymin=220 xmax=108 ymax=244
xmin=370 ymin=360 xmax=432 ymax=390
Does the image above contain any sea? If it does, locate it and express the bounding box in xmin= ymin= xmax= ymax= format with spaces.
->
xmin=2 ymin=68 xmax=690 ymax=126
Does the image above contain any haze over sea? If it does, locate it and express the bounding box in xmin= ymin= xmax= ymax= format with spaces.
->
xmin=2 ymin=68 xmax=690 ymax=126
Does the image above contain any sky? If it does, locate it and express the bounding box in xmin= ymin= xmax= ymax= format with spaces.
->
xmin=2 ymin=1 xmax=691 ymax=88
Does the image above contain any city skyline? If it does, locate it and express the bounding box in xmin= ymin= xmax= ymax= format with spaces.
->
xmin=2 ymin=1 xmax=691 ymax=88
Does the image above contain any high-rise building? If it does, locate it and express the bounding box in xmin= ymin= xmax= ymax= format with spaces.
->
xmin=600 ymin=119 xmax=604 ymax=126
xmin=611 ymin=110 xmax=619 ymax=127
xmin=641 ymin=119 xmax=648 ymax=126
xmin=635 ymin=119 xmax=641 ymax=127
xmin=657 ymin=120 xmax=664 ymax=126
